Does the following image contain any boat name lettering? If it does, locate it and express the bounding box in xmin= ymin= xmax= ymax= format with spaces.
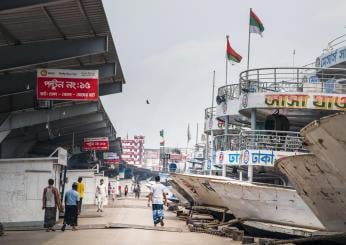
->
xmin=265 ymin=94 xmax=309 ymax=108
xmin=321 ymin=50 xmax=338 ymax=68
xmin=251 ymin=151 xmax=275 ymax=165
xmin=339 ymin=48 xmax=346 ymax=60
xmin=313 ymin=95 xmax=346 ymax=110
xmin=228 ymin=153 xmax=240 ymax=164
xmin=319 ymin=46 xmax=346 ymax=68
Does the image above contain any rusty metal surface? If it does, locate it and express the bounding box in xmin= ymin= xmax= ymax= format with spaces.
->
xmin=301 ymin=112 xmax=346 ymax=177
xmin=276 ymin=112 xmax=346 ymax=231
xmin=277 ymin=154 xmax=346 ymax=232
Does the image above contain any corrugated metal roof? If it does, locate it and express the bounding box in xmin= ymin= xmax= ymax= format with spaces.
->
xmin=0 ymin=0 xmax=125 ymax=83
xmin=0 ymin=0 xmax=125 ymax=157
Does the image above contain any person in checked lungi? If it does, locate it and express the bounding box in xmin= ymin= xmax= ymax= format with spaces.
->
xmin=42 ymin=179 xmax=62 ymax=232
xmin=148 ymin=176 xmax=167 ymax=227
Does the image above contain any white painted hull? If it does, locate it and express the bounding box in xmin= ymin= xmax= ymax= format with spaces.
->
xmin=171 ymin=173 xmax=324 ymax=229
xmin=277 ymin=112 xmax=346 ymax=231
xmin=171 ymin=173 xmax=229 ymax=207
xmin=209 ymin=179 xmax=324 ymax=229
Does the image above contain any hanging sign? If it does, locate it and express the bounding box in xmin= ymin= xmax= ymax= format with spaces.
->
xmin=37 ymin=68 xmax=99 ymax=101
xmin=103 ymin=152 xmax=120 ymax=164
xmin=83 ymin=137 xmax=109 ymax=151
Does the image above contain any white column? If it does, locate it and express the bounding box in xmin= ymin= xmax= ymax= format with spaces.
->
xmin=222 ymin=117 xmax=229 ymax=177
xmin=209 ymin=131 xmax=214 ymax=175
xmin=248 ymin=108 xmax=256 ymax=183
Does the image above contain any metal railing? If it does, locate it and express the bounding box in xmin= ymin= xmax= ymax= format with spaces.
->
xmin=325 ymin=33 xmax=346 ymax=53
xmin=239 ymin=67 xmax=346 ymax=94
xmin=214 ymin=130 xmax=306 ymax=152
xmin=217 ymin=84 xmax=241 ymax=100
xmin=204 ymin=107 xmax=216 ymax=119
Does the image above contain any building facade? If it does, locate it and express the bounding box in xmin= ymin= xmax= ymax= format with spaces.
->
xmin=121 ymin=135 xmax=145 ymax=166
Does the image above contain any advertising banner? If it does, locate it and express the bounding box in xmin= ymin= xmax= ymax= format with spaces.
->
xmin=83 ymin=137 xmax=109 ymax=151
xmin=37 ymin=68 xmax=99 ymax=101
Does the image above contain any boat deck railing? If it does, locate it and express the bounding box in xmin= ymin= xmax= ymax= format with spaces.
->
xmin=239 ymin=67 xmax=346 ymax=94
xmin=214 ymin=130 xmax=306 ymax=152
xmin=218 ymin=84 xmax=241 ymax=100
xmin=204 ymin=107 xmax=216 ymax=119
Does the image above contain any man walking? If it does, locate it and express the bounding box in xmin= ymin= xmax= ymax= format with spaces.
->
xmin=77 ymin=177 xmax=85 ymax=213
xmin=61 ymin=182 xmax=80 ymax=231
xmin=134 ymin=184 xmax=141 ymax=199
xmin=96 ymin=179 xmax=107 ymax=212
xmin=148 ymin=176 xmax=167 ymax=227
xmin=42 ymin=179 xmax=62 ymax=232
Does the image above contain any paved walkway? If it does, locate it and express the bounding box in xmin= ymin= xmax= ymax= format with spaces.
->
xmin=1 ymin=197 xmax=240 ymax=245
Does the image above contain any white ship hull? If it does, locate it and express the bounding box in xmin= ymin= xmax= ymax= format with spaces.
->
xmin=171 ymin=173 xmax=324 ymax=229
xmin=277 ymin=113 xmax=346 ymax=232
xmin=209 ymin=179 xmax=324 ymax=229
xmin=171 ymin=173 xmax=229 ymax=207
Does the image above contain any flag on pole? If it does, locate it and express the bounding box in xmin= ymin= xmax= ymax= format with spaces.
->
xmin=249 ymin=9 xmax=264 ymax=36
xmin=159 ymin=129 xmax=165 ymax=147
xmin=226 ymin=36 xmax=242 ymax=63
xmin=187 ymin=124 xmax=191 ymax=142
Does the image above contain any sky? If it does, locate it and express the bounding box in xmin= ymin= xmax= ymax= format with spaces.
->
xmin=101 ymin=0 xmax=346 ymax=149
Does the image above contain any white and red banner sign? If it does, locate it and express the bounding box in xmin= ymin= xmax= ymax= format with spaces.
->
xmin=83 ymin=137 xmax=109 ymax=151
xmin=103 ymin=152 xmax=120 ymax=164
xmin=37 ymin=68 xmax=99 ymax=101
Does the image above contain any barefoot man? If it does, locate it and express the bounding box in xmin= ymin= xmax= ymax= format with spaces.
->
xmin=148 ymin=176 xmax=167 ymax=227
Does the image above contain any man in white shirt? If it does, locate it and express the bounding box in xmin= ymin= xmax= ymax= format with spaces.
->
xmin=148 ymin=176 xmax=167 ymax=227
xmin=96 ymin=179 xmax=108 ymax=212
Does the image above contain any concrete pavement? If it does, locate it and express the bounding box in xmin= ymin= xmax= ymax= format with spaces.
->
xmin=0 ymin=197 xmax=240 ymax=245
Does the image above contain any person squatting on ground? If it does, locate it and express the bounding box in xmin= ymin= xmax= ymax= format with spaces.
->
xmin=96 ymin=179 xmax=108 ymax=212
xmin=76 ymin=177 xmax=85 ymax=213
xmin=61 ymin=182 xmax=80 ymax=231
xmin=148 ymin=176 xmax=167 ymax=227
xmin=42 ymin=179 xmax=62 ymax=232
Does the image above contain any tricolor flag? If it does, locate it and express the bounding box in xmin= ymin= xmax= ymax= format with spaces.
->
xmin=159 ymin=129 xmax=165 ymax=146
xmin=226 ymin=36 xmax=242 ymax=63
xmin=249 ymin=9 xmax=264 ymax=36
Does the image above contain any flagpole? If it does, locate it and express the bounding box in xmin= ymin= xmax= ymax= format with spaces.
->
xmin=196 ymin=123 xmax=198 ymax=145
xmin=247 ymin=8 xmax=252 ymax=71
xmin=225 ymin=35 xmax=229 ymax=85
xmin=209 ymin=71 xmax=216 ymax=175
xmin=247 ymin=8 xmax=254 ymax=183
xmin=185 ymin=139 xmax=189 ymax=173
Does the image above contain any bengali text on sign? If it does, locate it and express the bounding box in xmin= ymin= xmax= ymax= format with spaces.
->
xmin=83 ymin=137 xmax=109 ymax=151
xmin=37 ymin=68 xmax=99 ymax=101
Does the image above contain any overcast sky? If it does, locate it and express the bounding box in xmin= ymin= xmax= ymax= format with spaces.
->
xmin=101 ymin=0 xmax=346 ymax=149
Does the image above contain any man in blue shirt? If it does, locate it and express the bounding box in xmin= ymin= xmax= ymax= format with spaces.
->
xmin=61 ymin=182 xmax=80 ymax=231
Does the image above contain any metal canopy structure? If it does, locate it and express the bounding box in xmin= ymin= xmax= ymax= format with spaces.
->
xmin=0 ymin=0 xmax=125 ymax=159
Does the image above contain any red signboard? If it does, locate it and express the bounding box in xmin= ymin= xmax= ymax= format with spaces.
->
xmin=104 ymin=159 xmax=120 ymax=164
xmin=83 ymin=137 xmax=109 ymax=151
xmin=37 ymin=68 xmax=99 ymax=101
